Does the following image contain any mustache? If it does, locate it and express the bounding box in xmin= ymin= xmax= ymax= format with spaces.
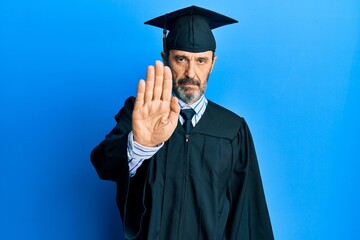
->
xmin=177 ymin=78 xmax=201 ymax=86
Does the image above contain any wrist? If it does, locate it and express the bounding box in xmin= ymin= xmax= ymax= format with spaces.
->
xmin=133 ymin=132 xmax=157 ymax=147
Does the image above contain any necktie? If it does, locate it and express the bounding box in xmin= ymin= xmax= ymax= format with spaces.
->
xmin=180 ymin=109 xmax=196 ymax=134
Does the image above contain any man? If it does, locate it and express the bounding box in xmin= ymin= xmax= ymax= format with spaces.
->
xmin=91 ymin=5 xmax=274 ymax=239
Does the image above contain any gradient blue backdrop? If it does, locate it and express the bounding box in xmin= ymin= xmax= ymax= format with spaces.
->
xmin=1 ymin=0 xmax=359 ymax=239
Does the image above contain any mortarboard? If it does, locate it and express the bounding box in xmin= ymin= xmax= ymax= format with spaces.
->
xmin=145 ymin=5 xmax=238 ymax=53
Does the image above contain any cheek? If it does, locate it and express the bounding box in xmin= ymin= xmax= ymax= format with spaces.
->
xmin=197 ymin=67 xmax=211 ymax=83
xmin=171 ymin=66 xmax=185 ymax=81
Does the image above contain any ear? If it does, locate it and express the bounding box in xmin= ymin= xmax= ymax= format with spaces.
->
xmin=161 ymin=51 xmax=167 ymax=65
xmin=210 ymin=55 xmax=218 ymax=73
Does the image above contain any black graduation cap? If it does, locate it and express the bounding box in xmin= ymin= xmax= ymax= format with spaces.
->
xmin=145 ymin=5 xmax=238 ymax=53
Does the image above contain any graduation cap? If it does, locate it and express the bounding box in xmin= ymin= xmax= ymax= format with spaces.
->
xmin=145 ymin=5 xmax=238 ymax=53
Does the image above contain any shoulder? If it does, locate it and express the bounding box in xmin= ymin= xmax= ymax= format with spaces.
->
xmin=207 ymin=100 xmax=245 ymax=126
xmin=114 ymin=96 xmax=136 ymax=122
xmin=194 ymin=100 xmax=247 ymax=139
xmin=207 ymin=100 xmax=243 ymax=118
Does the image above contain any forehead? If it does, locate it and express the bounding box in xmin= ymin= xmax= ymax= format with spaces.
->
xmin=169 ymin=50 xmax=213 ymax=58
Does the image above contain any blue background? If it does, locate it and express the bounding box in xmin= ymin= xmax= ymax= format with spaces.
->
xmin=1 ymin=0 xmax=359 ymax=239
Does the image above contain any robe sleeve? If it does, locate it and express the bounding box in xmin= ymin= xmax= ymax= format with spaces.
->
xmin=90 ymin=97 xmax=135 ymax=182
xmin=90 ymin=97 xmax=152 ymax=236
xmin=227 ymin=119 xmax=274 ymax=239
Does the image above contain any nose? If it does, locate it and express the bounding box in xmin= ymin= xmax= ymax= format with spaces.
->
xmin=185 ymin=60 xmax=195 ymax=79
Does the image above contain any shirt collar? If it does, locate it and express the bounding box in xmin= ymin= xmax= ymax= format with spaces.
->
xmin=177 ymin=94 xmax=207 ymax=115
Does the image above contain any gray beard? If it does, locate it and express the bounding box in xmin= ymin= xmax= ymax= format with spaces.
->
xmin=173 ymin=85 xmax=203 ymax=104
xmin=173 ymin=76 xmax=208 ymax=104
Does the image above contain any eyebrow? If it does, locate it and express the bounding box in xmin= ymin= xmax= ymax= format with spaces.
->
xmin=173 ymin=54 xmax=210 ymax=60
xmin=174 ymin=54 xmax=188 ymax=59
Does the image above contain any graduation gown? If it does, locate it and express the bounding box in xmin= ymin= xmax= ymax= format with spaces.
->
xmin=91 ymin=96 xmax=274 ymax=240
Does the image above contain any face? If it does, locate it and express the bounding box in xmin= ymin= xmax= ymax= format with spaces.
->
xmin=163 ymin=50 xmax=217 ymax=105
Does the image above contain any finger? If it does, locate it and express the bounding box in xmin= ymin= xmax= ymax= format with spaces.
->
xmin=144 ymin=65 xmax=155 ymax=103
xmin=161 ymin=65 xmax=173 ymax=102
xmin=152 ymin=61 xmax=164 ymax=100
xmin=168 ymin=96 xmax=180 ymax=124
xmin=134 ymin=79 xmax=145 ymax=111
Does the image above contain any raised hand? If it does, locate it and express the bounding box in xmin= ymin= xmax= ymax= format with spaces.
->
xmin=132 ymin=61 xmax=180 ymax=147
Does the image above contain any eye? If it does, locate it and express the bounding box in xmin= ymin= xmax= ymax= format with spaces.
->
xmin=197 ymin=58 xmax=207 ymax=64
xmin=175 ymin=56 xmax=187 ymax=63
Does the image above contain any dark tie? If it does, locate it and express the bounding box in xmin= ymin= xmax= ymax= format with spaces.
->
xmin=180 ymin=109 xmax=196 ymax=134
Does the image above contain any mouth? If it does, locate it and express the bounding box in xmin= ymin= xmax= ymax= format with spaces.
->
xmin=182 ymin=83 xmax=197 ymax=87
xmin=178 ymin=78 xmax=201 ymax=87
xmin=179 ymin=83 xmax=199 ymax=91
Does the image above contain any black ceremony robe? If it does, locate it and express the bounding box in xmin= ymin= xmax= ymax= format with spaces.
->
xmin=91 ymin=97 xmax=274 ymax=240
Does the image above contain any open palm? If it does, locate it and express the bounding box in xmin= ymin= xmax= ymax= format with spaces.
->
xmin=132 ymin=61 xmax=180 ymax=147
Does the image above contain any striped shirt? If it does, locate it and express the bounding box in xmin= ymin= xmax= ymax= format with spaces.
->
xmin=127 ymin=95 xmax=208 ymax=177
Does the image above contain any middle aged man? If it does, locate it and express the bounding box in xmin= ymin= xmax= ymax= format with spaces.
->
xmin=91 ymin=5 xmax=274 ymax=239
